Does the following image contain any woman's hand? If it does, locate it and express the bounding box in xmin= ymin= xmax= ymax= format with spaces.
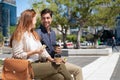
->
xmin=27 ymin=45 xmax=46 ymax=57
xmin=36 ymin=45 xmax=46 ymax=54
xmin=35 ymin=48 xmax=44 ymax=54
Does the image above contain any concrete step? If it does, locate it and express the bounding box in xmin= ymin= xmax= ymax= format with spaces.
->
xmin=61 ymin=48 xmax=112 ymax=56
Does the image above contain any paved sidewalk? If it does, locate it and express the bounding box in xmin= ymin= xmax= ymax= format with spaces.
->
xmin=82 ymin=53 xmax=119 ymax=80
xmin=68 ymin=53 xmax=120 ymax=80
xmin=110 ymin=55 xmax=120 ymax=80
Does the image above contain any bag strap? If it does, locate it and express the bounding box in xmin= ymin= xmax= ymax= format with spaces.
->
xmin=2 ymin=65 xmax=5 ymax=79
xmin=28 ymin=62 xmax=34 ymax=79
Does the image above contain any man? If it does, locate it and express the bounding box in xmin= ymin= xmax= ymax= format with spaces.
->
xmin=36 ymin=8 xmax=83 ymax=80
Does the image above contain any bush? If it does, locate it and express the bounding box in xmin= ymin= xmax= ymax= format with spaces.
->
xmin=80 ymin=37 xmax=86 ymax=43
xmin=0 ymin=60 xmax=3 ymax=67
xmin=67 ymin=34 xmax=77 ymax=42
xmin=56 ymin=34 xmax=87 ymax=43
xmin=85 ymin=33 xmax=94 ymax=41
xmin=0 ymin=33 xmax=4 ymax=46
xmin=10 ymin=26 xmax=16 ymax=35
xmin=56 ymin=34 xmax=62 ymax=41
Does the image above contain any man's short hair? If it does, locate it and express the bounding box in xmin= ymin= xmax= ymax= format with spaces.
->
xmin=41 ymin=8 xmax=53 ymax=17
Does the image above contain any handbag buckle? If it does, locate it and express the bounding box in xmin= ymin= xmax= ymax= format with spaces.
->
xmin=13 ymin=70 xmax=16 ymax=74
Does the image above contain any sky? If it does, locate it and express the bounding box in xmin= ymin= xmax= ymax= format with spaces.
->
xmin=16 ymin=0 xmax=31 ymax=17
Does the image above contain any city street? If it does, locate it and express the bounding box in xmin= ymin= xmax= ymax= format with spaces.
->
xmin=0 ymin=0 xmax=120 ymax=80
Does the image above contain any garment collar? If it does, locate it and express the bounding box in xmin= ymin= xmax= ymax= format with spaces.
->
xmin=39 ymin=25 xmax=52 ymax=33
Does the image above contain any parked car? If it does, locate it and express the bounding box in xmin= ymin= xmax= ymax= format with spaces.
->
xmin=80 ymin=41 xmax=88 ymax=46
xmin=66 ymin=42 xmax=74 ymax=49
xmin=56 ymin=41 xmax=74 ymax=49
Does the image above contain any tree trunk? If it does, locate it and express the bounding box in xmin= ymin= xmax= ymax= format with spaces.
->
xmin=94 ymin=39 xmax=98 ymax=48
xmin=94 ymin=28 xmax=98 ymax=48
xmin=62 ymin=33 xmax=67 ymax=49
xmin=76 ymin=27 xmax=81 ymax=49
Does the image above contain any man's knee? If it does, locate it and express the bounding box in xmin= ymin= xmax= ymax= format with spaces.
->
xmin=77 ymin=66 xmax=82 ymax=73
xmin=56 ymin=74 xmax=65 ymax=80
xmin=65 ymin=63 xmax=83 ymax=80
xmin=65 ymin=62 xmax=82 ymax=73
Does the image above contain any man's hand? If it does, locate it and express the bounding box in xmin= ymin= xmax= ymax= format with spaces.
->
xmin=54 ymin=46 xmax=62 ymax=54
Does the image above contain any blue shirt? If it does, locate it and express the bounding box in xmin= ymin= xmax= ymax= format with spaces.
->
xmin=36 ymin=25 xmax=56 ymax=58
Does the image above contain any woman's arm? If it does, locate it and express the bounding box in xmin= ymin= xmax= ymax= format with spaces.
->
xmin=47 ymin=57 xmax=54 ymax=62
xmin=12 ymin=40 xmax=43 ymax=59
xmin=39 ymin=44 xmax=54 ymax=62
xmin=27 ymin=48 xmax=43 ymax=57
xmin=12 ymin=40 xmax=27 ymax=59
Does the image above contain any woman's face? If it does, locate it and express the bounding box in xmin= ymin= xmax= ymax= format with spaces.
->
xmin=31 ymin=14 xmax=37 ymax=30
xmin=29 ymin=14 xmax=37 ymax=31
xmin=33 ymin=14 xmax=37 ymax=26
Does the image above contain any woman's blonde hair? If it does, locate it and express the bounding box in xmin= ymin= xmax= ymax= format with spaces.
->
xmin=10 ymin=9 xmax=40 ymax=47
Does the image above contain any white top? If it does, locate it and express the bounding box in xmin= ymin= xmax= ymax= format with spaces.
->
xmin=12 ymin=31 xmax=50 ymax=62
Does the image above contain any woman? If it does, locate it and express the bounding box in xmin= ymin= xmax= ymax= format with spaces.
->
xmin=9 ymin=9 xmax=72 ymax=80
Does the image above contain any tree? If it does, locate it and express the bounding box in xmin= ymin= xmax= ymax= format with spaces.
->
xmin=90 ymin=0 xmax=120 ymax=47
xmin=71 ymin=0 xmax=120 ymax=48
xmin=32 ymin=0 xmax=75 ymax=48
xmin=70 ymin=0 xmax=102 ymax=48
xmin=32 ymin=0 xmax=120 ymax=49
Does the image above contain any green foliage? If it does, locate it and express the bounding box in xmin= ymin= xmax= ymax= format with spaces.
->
xmin=80 ymin=37 xmax=86 ymax=43
xmin=9 ymin=26 xmax=16 ymax=35
xmin=67 ymin=34 xmax=77 ymax=42
xmin=0 ymin=60 xmax=3 ymax=67
xmin=0 ymin=28 xmax=4 ymax=43
xmin=0 ymin=33 xmax=4 ymax=42
xmin=56 ymin=34 xmax=62 ymax=41
xmin=56 ymin=34 xmax=86 ymax=43
xmin=32 ymin=0 xmax=120 ymax=29
xmin=32 ymin=0 xmax=74 ymax=45
xmin=0 ymin=28 xmax=4 ymax=46
xmin=85 ymin=33 xmax=94 ymax=41
xmin=35 ymin=18 xmax=41 ymax=28
xmin=32 ymin=0 xmax=120 ymax=48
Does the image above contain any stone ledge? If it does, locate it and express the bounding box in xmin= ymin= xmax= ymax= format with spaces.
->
xmin=61 ymin=48 xmax=112 ymax=56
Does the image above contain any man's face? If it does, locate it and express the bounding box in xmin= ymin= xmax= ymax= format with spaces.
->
xmin=41 ymin=13 xmax=52 ymax=29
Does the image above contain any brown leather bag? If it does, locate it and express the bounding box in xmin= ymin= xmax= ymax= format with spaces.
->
xmin=2 ymin=58 xmax=34 ymax=80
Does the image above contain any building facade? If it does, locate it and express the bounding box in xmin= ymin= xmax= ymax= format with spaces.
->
xmin=0 ymin=0 xmax=16 ymax=37
xmin=116 ymin=15 xmax=120 ymax=39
